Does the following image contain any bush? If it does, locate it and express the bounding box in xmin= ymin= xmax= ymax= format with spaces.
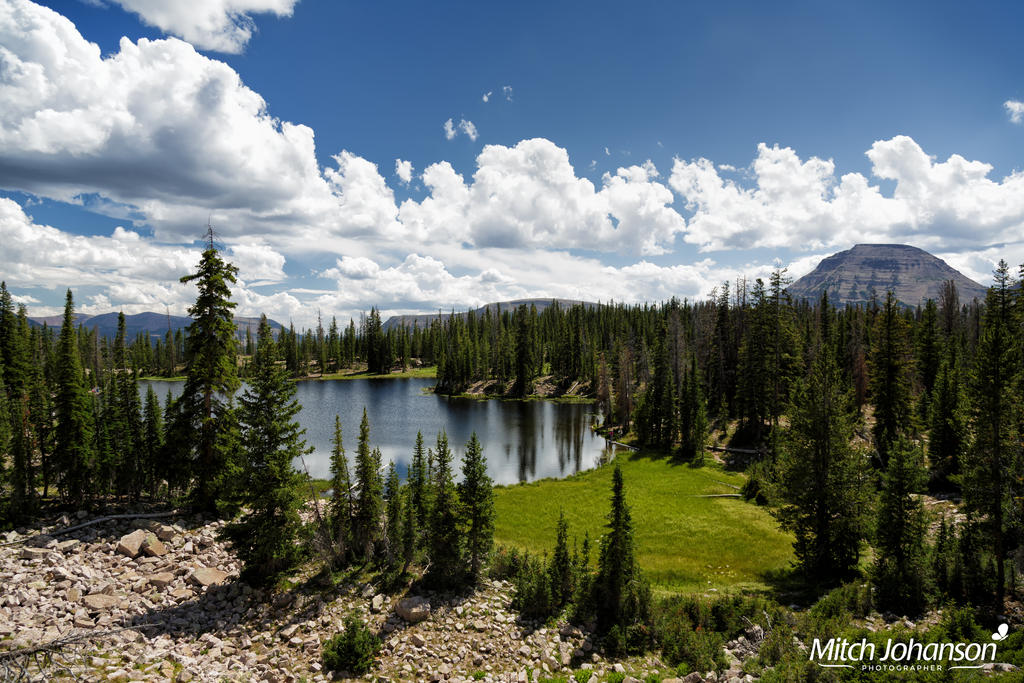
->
xmin=322 ymin=615 xmax=381 ymax=675
xmin=511 ymin=552 xmax=555 ymax=619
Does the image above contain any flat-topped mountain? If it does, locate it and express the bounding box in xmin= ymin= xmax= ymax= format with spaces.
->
xmin=28 ymin=311 xmax=283 ymax=342
xmin=383 ymin=298 xmax=596 ymax=331
xmin=787 ymin=244 xmax=988 ymax=307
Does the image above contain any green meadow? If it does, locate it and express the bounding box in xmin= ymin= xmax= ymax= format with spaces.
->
xmin=493 ymin=452 xmax=794 ymax=594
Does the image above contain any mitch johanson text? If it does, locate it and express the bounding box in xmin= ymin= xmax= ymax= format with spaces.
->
xmin=810 ymin=637 xmax=997 ymax=665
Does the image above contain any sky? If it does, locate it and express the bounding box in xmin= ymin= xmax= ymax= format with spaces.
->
xmin=2 ymin=0 xmax=1024 ymax=328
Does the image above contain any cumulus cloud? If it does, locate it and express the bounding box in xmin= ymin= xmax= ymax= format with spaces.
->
xmin=443 ymin=118 xmax=456 ymax=140
xmin=106 ymin=0 xmax=300 ymax=53
xmin=482 ymin=91 xmax=492 ymax=103
xmin=0 ymin=1 xmax=337 ymax=241
xmin=670 ymin=136 xmax=1024 ymax=252
xmin=1006 ymin=100 xmax=1024 ymax=124
xmin=398 ymin=139 xmax=686 ymax=254
xmin=394 ymin=158 xmax=413 ymax=185
xmin=458 ymin=119 xmax=479 ymax=141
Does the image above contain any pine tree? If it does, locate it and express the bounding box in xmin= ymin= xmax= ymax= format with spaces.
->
xmin=927 ymin=347 xmax=967 ymax=489
xmin=353 ymin=408 xmax=384 ymax=560
xmin=427 ymin=430 xmax=463 ymax=587
xmin=873 ymin=436 xmax=930 ymax=614
xmin=549 ymin=511 xmax=573 ymax=609
xmin=221 ymin=315 xmax=308 ymax=585
xmin=54 ymin=290 xmax=95 ymax=505
xmin=401 ymin=486 xmax=416 ymax=571
xmin=963 ymin=261 xmax=1020 ymax=608
xmin=459 ymin=433 xmax=494 ymax=581
xmin=772 ymin=302 xmax=871 ymax=581
xmin=142 ymin=385 xmax=164 ymax=497
xmin=409 ymin=431 xmax=429 ymax=530
xmin=593 ymin=465 xmax=650 ymax=633
xmin=385 ymin=461 xmax=402 ymax=565
xmin=179 ymin=239 xmax=241 ymax=514
xmin=869 ymin=290 xmax=914 ymax=466
xmin=327 ymin=415 xmax=352 ymax=564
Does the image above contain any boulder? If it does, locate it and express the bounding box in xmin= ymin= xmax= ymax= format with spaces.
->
xmin=116 ymin=529 xmax=148 ymax=558
xmin=396 ymin=596 xmax=430 ymax=623
xmin=82 ymin=594 xmax=119 ymax=611
xmin=153 ymin=524 xmax=177 ymax=541
xmin=371 ymin=594 xmax=385 ymax=613
xmin=148 ymin=572 xmax=175 ymax=589
xmin=141 ymin=533 xmax=168 ymax=557
xmin=190 ymin=567 xmax=228 ymax=587
xmin=19 ymin=547 xmax=48 ymax=560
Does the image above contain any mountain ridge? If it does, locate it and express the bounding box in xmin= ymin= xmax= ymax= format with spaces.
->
xmin=787 ymin=244 xmax=988 ymax=307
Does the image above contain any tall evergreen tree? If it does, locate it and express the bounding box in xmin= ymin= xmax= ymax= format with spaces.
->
xmin=54 ymin=290 xmax=95 ymax=505
xmin=221 ymin=315 xmax=308 ymax=584
xmin=927 ymin=347 xmax=967 ymax=489
xmin=458 ymin=433 xmax=494 ymax=581
xmin=873 ymin=436 xmax=930 ymax=614
xmin=427 ymin=430 xmax=462 ymax=587
xmin=964 ymin=261 xmax=1020 ymax=608
xmin=179 ymin=238 xmax=241 ymax=513
xmin=385 ymin=461 xmax=402 ymax=564
xmin=772 ymin=300 xmax=871 ymax=581
xmin=352 ymin=408 xmax=384 ymax=560
xmin=869 ymin=290 xmax=914 ymax=466
xmin=593 ymin=465 xmax=650 ymax=633
xmin=409 ymin=431 xmax=429 ymax=530
xmin=327 ymin=415 xmax=352 ymax=563
xmin=549 ymin=511 xmax=573 ymax=609
xmin=142 ymin=385 xmax=164 ymax=497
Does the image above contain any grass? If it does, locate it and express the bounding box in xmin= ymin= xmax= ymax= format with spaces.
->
xmin=311 ymin=366 xmax=437 ymax=381
xmin=138 ymin=375 xmax=186 ymax=382
xmin=493 ymin=452 xmax=794 ymax=594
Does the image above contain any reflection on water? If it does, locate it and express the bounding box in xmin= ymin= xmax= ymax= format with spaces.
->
xmin=140 ymin=378 xmax=621 ymax=485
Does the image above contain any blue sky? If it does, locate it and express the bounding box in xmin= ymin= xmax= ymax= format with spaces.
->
xmin=2 ymin=0 xmax=1023 ymax=327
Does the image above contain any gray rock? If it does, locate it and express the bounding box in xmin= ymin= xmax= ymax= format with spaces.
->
xmin=116 ymin=529 xmax=148 ymax=558
xmin=82 ymin=594 xmax=119 ymax=611
xmin=396 ymin=596 xmax=430 ymax=623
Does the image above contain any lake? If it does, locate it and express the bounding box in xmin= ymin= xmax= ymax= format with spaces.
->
xmin=140 ymin=378 xmax=622 ymax=485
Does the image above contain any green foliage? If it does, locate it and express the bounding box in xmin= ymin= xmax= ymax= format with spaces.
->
xmin=872 ymin=436 xmax=930 ymax=614
xmin=869 ymin=290 xmax=914 ymax=466
xmin=54 ymin=289 xmax=95 ymax=505
xmin=326 ymin=415 xmax=352 ymax=565
xmin=510 ymin=551 xmax=553 ymax=619
xmin=178 ymin=243 xmax=241 ymax=514
xmin=427 ymin=431 xmax=463 ymax=588
xmin=771 ymin=304 xmax=871 ymax=582
xmin=353 ymin=408 xmax=383 ymax=560
xmin=221 ymin=316 xmax=308 ymax=585
xmin=321 ymin=615 xmax=381 ymax=676
xmin=384 ymin=461 xmax=401 ymax=564
xmin=459 ymin=432 xmax=494 ymax=580
xmin=549 ymin=511 xmax=573 ymax=609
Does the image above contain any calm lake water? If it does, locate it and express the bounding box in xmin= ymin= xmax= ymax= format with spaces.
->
xmin=140 ymin=378 xmax=621 ymax=485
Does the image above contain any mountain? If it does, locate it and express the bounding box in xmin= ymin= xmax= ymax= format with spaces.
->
xmin=787 ymin=244 xmax=988 ymax=307
xmin=28 ymin=311 xmax=284 ymax=342
xmin=383 ymin=298 xmax=597 ymax=331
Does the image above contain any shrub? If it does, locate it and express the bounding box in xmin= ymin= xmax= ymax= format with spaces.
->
xmin=511 ymin=552 xmax=555 ymax=619
xmin=322 ymin=615 xmax=381 ymax=675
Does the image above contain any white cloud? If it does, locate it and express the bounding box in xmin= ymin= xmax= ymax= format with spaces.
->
xmin=670 ymin=136 xmax=1024 ymax=252
xmin=482 ymin=91 xmax=492 ymax=103
xmin=0 ymin=1 xmax=338 ymax=242
xmin=106 ymin=0 xmax=299 ymax=53
xmin=323 ymin=151 xmax=402 ymax=238
xmin=502 ymin=85 xmax=513 ymax=101
xmin=458 ymin=118 xmax=479 ymax=141
xmin=604 ymin=147 xmax=611 ymax=156
xmin=443 ymin=118 xmax=456 ymax=140
xmin=1005 ymin=100 xmax=1024 ymax=124
xmin=394 ymin=158 xmax=413 ymax=185
xmin=398 ymin=139 xmax=685 ymax=254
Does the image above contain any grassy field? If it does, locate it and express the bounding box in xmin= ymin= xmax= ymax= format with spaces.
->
xmin=493 ymin=452 xmax=794 ymax=594
xmin=313 ymin=366 xmax=437 ymax=381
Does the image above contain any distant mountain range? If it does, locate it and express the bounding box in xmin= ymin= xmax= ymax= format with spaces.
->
xmin=787 ymin=244 xmax=988 ymax=307
xmin=28 ymin=311 xmax=283 ymax=342
xmin=382 ymin=298 xmax=596 ymax=331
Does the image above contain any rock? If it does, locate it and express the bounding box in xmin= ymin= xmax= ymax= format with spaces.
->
xmin=613 ymin=663 xmax=626 ymax=673
xmin=154 ymin=524 xmax=177 ymax=541
xmin=141 ymin=533 xmax=168 ymax=557
xmin=116 ymin=529 xmax=148 ymax=558
xmin=372 ymin=594 xmax=385 ymax=612
xmin=473 ymin=619 xmax=487 ymax=632
xmin=623 ymin=678 xmax=642 ymax=683
xmin=19 ymin=547 xmax=48 ymax=560
xmin=681 ymin=674 xmax=704 ymax=683
xmin=83 ymin=594 xmax=119 ymax=611
xmin=410 ymin=633 xmax=426 ymax=648
xmin=170 ymin=587 xmax=194 ymax=601
xmin=148 ymin=572 xmax=175 ymax=589
xmin=67 ymin=587 xmax=82 ymax=602
xmin=190 ymin=567 xmax=228 ymax=587
xmin=396 ymin=596 xmax=430 ymax=623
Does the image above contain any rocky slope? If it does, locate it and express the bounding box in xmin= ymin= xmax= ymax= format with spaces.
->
xmin=0 ymin=510 xmax=726 ymax=682
xmin=787 ymin=244 xmax=988 ymax=307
